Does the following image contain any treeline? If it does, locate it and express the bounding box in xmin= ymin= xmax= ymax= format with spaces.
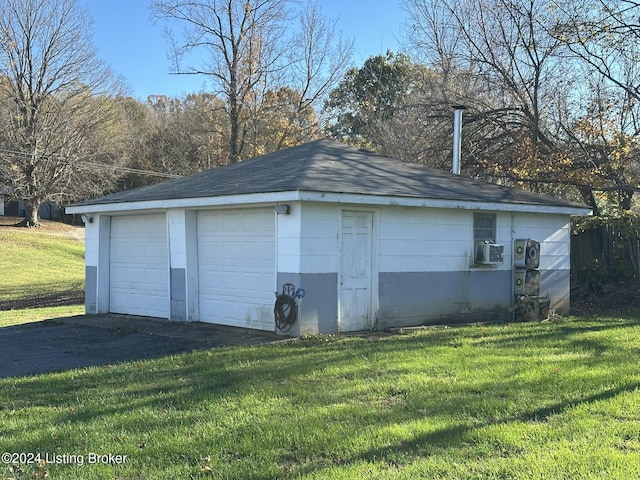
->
xmin=2 ymin=0 xmax=640 ymax=227
xmin=332 ymin=0 xmax=640 ymax=218
xmin=108 ymin=91 xmax=322 ymax=191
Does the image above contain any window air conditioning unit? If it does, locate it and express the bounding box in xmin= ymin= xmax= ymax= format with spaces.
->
xmin=475 ymin=243 xmax=504 ymax=265
xmin=514 ymin=238 xmax=540 ymax=268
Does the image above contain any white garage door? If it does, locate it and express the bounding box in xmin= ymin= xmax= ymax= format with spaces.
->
xmin=110 ymin=214 xmax=169 ymax=318
xmin=197 ymin=208 xmax=275 ymax=330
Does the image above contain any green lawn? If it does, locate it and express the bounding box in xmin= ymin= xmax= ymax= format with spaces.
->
xmin=2 ymin=315 xmax=640 ymax=479
xmin=2 ymin=223 xmax=639 ymax=478
xmin=0 ymin=305 xmax=85 ymax=327
xmin=0 ymin=226 xmax=84 ymax=316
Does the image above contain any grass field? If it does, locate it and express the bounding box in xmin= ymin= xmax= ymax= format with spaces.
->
xmin=0 ymin=222 xmax=85 ymax=312
xmin=2 ymin=222 xmax=640 ymax=478
xmin=2 ymin=315 xmax=640 ymax=479
xmin=0 ymin=304 xmax=85 ymax=327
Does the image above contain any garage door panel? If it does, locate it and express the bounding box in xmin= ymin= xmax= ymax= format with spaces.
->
xmin=199 ymin=240 xmax=221 ymax=260
xmin=109 ymin=291 xmax=130 ymax=312
xmin=215 ymin=301 xmax=237 ymax=322
xmin=131 ymin=242 xmax=147 ymax=258
xmin=145 ymin=242 xmax=166 ymax=257
xmin=199 ymin=299 xmax=272 ymax=326
xmin=110 ymin=214 xmax=169 ymax=318
xmin=111 ymin=265 xmax=163 ymax=288
xmin=222 ymin=241 xmax=242 ymax=260
xmin=260 ymin=243 xmax=275 ymax=260
xmin=242 ymin=242 xmax=257 ymax=258
xmin=242 ymin=242 xmax=270 ymax=261
xmin=243 ymin=272 xmax=263 ymax=292
xmin=127 ymin=266 xmax=146 ymax=285
xmin=111 ymin=242 xmax=141 ymax=261
xmin=200 ymin=298 xmax=236 ymax=322
xmin=197 ymin=208 xmax=275 ymax=330
xmin=111 ymin=290 xmax=167 ymax=319
xmin=243 ymin=216 xmax=266 ymax=231
xmin=200 ymin=269 xmax=239 ymax=289
xmin=110 ymin=265 xmax=127 ymax=282
xmin=200 ymin=270 xmax=272 ymax=296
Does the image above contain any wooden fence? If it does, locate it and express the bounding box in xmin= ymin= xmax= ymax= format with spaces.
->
xmin=571 ymin=221 xmax=640 ymax=290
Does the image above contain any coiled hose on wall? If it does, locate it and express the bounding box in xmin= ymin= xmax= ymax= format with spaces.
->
xmin=274 ymin=283 xmax=304 ymax=333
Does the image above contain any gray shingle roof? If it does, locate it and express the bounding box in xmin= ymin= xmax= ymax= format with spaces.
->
xmin=71 ymin=139 xmax=587 ymax=209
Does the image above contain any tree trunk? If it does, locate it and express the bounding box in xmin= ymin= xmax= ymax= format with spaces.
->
xmin=579 ymin=187 xmax=600 ymax=216
xmin=228 ymin=79 xmax=241 ymax=164
xmin=18 ymin=202 xmax=41 ymax=227
xmin=620 ymin=189 xmax=634 ymax=212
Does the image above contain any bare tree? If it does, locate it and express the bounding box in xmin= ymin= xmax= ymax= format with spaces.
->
xmin=404 ymin=0 xmax=568 ymax=151
xmin=152 ymin=0 xmax=352 ymax=163
xmin=552 ymin=0 xmax=640 ymax=102
xmin=0 ymin=0 xmax=124 ymax=226
xmin=284 ymin=0 xmax=352 ymax=147
xmin=400 ymin=1 xmax=599 ymax=205
xmin=152 ymin=0 xmax=290 ymax=163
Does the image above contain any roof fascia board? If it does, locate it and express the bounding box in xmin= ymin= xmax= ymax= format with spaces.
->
xmin=65 ymin=191 xmax=301 ymax=214
xmin=295 ymin=191 xmax=592 ymax=216
xmin=66 ymin=190 xmax=592 ymax=216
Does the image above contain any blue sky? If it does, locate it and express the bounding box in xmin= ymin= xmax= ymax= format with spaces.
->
xmin=85 ymin=0 xmax=406 ymax=100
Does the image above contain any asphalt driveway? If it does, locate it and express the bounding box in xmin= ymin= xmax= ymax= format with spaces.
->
xmin=0 ymin=315 xmax=288 ymax=378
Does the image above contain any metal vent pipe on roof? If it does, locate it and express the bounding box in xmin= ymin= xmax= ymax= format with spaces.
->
xmin=452 ymin=105 xmax=467 ymax=175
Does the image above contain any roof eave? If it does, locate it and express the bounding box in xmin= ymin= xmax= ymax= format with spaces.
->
xmin=298 ymin=191 xmax=591 ymax=215
xmin=65 ymin=190 xmax=592 ymax=216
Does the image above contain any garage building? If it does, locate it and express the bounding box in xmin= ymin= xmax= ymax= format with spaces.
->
xmin=67 ymin=140 xmax=590 ymax=334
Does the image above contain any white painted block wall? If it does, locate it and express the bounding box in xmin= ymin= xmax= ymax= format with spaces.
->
xmin=299 ymin=203 xmax=339 ymax=273
xmin=379 ymin=206 xmax=474 ymax=273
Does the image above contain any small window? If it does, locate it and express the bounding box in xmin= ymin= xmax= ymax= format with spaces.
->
xmin=474 ymin=213 xmax=496 ymax=243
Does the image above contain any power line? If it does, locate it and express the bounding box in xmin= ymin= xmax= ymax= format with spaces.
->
xmin=79 ymin=161 xmax=182 ymax=179
xmin=0 ymin=147 xmax=183 ymax=179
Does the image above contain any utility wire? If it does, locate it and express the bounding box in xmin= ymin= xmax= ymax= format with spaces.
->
xmin=0 ymin=147 xmax=183 ymax=179
xmin=79 ymin=161 xmax=182 ymax=179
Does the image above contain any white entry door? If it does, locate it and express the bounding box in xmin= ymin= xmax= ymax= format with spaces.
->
xmin=339 ymin=210 xmax=374 ymax=332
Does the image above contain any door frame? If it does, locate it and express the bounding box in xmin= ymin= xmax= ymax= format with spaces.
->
xmin=337 ymin=207 xmax=379 ymax=332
